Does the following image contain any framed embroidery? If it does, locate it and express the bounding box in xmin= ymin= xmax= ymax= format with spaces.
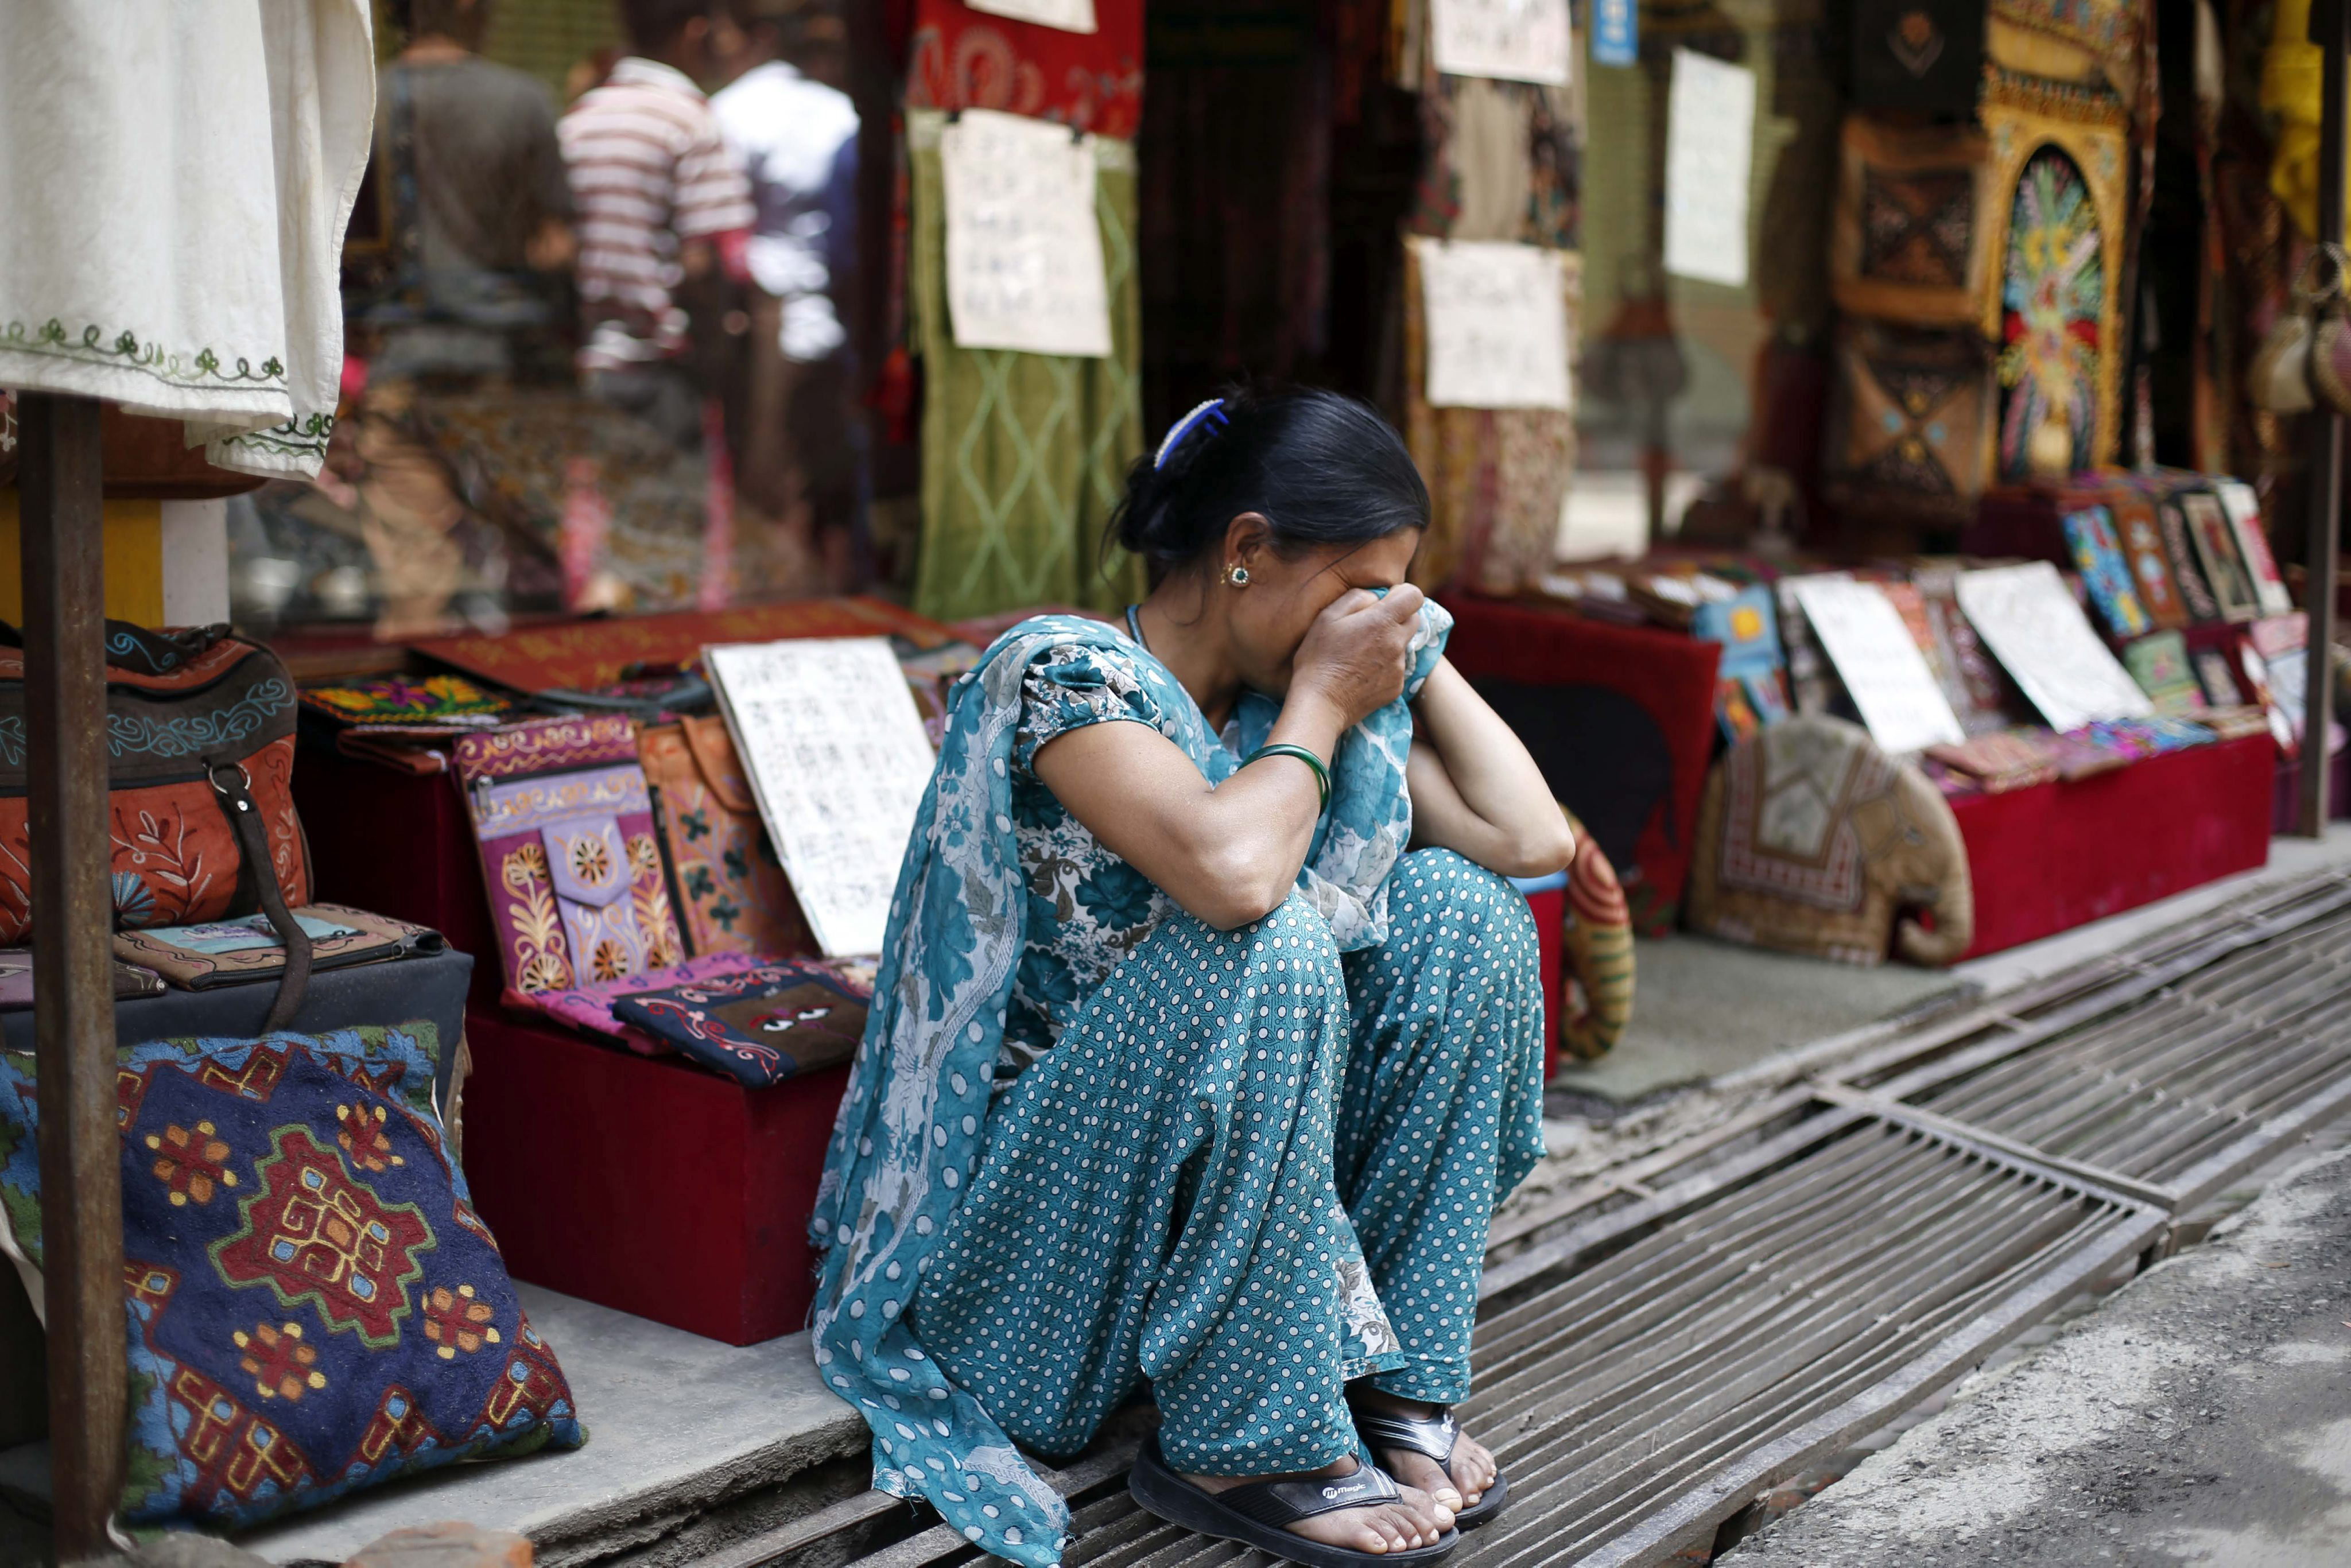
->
xmin=2111 ymin=498 xmax=2188 ymax=630
xmin=1832 ymin=117 xmax=1995 ymax=326
xmin=2060 ymin=506 xmax=2148 ymax=638
xmin=2182 ymin=490 xmax=2262 ymax=622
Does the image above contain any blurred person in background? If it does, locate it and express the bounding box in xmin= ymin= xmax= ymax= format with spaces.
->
xmin=709 ymin=0 xmax=863 ymax=589
xmin=366 ymin=0 xmax=577 ymax=380
xmin=560 ymin=0 xmax=754 ymax=450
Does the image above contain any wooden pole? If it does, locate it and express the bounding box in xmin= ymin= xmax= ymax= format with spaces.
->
xmin=2301 ymin=0 xmax=2348 ymax=836
xmin=19 ymin=393 xmax=126 ymax=1563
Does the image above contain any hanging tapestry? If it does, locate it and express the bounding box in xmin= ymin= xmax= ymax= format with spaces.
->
xmin=1980 ymin=83 xmax=2129 ymax=479
xmin=906 ymin=0 xmax=1143 ymax=139
xmin=1988 ymin=0 xmax=2149 ymax=102
xmin=1398 ymin=36 xmax=1582 ymax=597
xmin=907 ymin=110 xmax=1148 ymax=622
xmin=1402 ymin=243 xmax=1582 ymax=595
xmin=1824 ymin=320 xmax=1995 ymax=523
xmin=1832 ymin=117 xmax=1995 ymax=327
xmin=0 ymin=1024 xmax=584 ymax=1531
xmin=1850 ymin=0 xmax=1987 ymax=114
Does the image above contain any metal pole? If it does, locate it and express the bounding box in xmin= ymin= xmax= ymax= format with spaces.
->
xmin=2300 ymin=0 xmax=2348 ymax=836
xmin=20 ymin=393 xmax=125 ymax=1563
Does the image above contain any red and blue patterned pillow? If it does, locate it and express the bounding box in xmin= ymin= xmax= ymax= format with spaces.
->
xmin=0 ymin=1023 xmax=585 ymax=1531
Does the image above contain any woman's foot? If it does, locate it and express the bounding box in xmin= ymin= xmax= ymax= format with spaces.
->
xmin=1184 ymin=1456 xmax=1453 ymax=1554
xmin=1350 ymin=1390 xmax=1497 ymax=1517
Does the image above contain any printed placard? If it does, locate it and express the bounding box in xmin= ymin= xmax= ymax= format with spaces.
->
xmin=1430 ymin=0 xmax=1574 ymax=86
xmin=708 ymin=638 xmax=939 ymax=957
xmin=941 ymin=108 xmax=1113 ymax=359
xmin=1665 ymin=49 xmax=1756 ymax=288
xmin=1787 ymin=578 xmax=1965 ymax=754
xmin=1415 ymin=238 xmax=1573 ymax=410
xmin=1955 ymin=562 xmax=2155 ymax=732
xmin=965 ymin=0 xmax=1097 ymax=34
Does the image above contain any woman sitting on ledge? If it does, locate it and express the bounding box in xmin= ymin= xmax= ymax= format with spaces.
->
xmin=809 ymin=386 xmax=1575 ymax=1568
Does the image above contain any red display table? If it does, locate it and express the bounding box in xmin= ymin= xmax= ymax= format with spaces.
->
xmin=1953 ymin=733 xmax=2274 ymax=958
xmin=461 ymin=1009 xmax=846 ymax=1345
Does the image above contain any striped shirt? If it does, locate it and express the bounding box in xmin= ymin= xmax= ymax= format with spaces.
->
xmin=558 ymin=57 xmax=754 ymax=371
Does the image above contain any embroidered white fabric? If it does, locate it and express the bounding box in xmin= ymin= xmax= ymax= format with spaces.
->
xmin=0 ymin=1 xmax=374 ymax=479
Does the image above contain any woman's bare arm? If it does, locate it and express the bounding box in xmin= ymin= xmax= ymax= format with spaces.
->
xmin=1032 ymin=701 xmax=1339 ymax=929
xmin=1406 ymin=658 xmax=1576 ymax=879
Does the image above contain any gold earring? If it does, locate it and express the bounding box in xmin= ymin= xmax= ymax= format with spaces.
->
xmin=1223 ymin=562 xmax=1251 ymax=587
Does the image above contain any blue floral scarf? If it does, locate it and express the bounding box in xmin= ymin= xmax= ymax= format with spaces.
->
xmin=809 ymin=604 xmax=1451 ymax=1567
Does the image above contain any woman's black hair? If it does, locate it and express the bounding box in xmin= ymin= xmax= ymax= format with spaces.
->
xmin=1107 ymin=385 xmax=1430 ymax=582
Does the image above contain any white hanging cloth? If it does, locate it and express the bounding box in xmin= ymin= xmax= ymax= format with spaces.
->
xmin=0 ymin=0 xmax=374 ymax=480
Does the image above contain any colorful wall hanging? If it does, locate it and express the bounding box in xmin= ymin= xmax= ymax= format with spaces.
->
xmin=1978 ymin=79 xmax=2129 ymax=480
xmin=906 ymin=110 xmax=1148 ymax=621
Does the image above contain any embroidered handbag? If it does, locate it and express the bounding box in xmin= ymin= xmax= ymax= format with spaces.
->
xmin=455 ymin=714 xmax=685 ymax=995
xmin=0 ymin=619 xmax=315 ymax=1026
xmin=637 ymin=716 xmax=809 ymax=958
xmin=2305 ymin=246 xmax=2351 ymax=420
xmin=2249 ymin=245 xmax=2345 ymax=416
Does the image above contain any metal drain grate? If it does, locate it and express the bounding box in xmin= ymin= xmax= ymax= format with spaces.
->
xmin=740 ymin=872 xmax=2351 ymax=1568
xmin=1845 ymin=884 xmax=2351 ymax=1213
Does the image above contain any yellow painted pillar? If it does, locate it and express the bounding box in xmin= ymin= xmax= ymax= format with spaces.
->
xmin=0 ymin=491 xmax=230 ymax=628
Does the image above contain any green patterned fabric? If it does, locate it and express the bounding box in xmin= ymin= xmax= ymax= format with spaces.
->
xmin=908 ymin=110 xmax=1149 ymax=621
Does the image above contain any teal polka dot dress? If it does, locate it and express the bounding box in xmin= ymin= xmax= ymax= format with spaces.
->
xmin=810 ymin=611 xmax=1546 ymax=1567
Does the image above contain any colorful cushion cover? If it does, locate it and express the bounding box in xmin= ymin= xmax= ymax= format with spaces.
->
xmin=0 ymin=1024 xmax=584 ymax=1530
xmin=609 ymin=960 xmax=872 ymax=1088
xmin=456 ymin=716 xmax=685 ymax=995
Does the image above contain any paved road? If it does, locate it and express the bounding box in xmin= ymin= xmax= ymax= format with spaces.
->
xmin=1724 ymin=1147 xmax=2351 ymax=1568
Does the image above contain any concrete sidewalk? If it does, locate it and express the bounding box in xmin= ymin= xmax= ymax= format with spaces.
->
xmin=1722 ymin=1147 xmax=2351 ymax=1567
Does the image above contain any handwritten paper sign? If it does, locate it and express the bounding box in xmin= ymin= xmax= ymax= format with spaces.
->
xmin=1787 ymin=578 xmax=1965 ymax=754
xmin=707 ymin=638 xmax=939 ymax=957
xmin=1430 ymin=0 xmax=1573 ymax=86
xmin=1415 ymin=238 xmax=1573 ymax=410
xmin=1665 ymin=49 xmax=1755 ymax=289
xmin=965 ymin=0 xmax=1097 ymax=33
xmin=941 ymin=108 xmax=1112 ymax=359
xmin=1955 ymin=562 xmax=2154 ymax=732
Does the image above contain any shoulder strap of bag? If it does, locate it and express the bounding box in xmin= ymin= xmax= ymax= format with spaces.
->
xmin=207 ymin=761 xmax=313 ymax=1031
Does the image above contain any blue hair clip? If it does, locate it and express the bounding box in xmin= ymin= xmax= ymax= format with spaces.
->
xmin=1154 ymin=398 xmax=1230 ymax=471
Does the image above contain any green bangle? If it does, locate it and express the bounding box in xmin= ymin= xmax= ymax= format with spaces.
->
xmin=1244 ymin=743 xmax=1331 ymax=814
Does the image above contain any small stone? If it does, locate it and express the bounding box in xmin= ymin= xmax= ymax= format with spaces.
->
xmin=130 ymin=1537 xmax=274 ymax=1568
xmin=344 ymin=1522 xmax=532 ymax=1568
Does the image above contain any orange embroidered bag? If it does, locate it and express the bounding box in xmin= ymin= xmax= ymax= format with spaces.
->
xmin=0 ymin=620 xmax=313 ymax=1024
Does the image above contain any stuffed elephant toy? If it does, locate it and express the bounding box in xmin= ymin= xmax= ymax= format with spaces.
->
xmin=1557 ymin=806 xmax=1635 ymax=1062
xmin=1685 ymin=716 xmax=1974 ymax=967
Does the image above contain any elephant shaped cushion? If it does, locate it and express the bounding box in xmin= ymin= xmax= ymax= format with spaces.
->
xmin=1558 ymin=807 xmax=1635 ymax=1062
xmin=1686 ymin=716 xmax=1974 ymax=967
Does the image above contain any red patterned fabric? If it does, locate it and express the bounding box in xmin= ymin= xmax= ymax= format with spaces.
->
xmin=906 ymin=0 xmax=1144 ymax=138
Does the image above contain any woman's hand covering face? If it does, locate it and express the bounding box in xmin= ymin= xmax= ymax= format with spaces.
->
xmin=1290 ymin=584 xmax=1427 ymax=731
